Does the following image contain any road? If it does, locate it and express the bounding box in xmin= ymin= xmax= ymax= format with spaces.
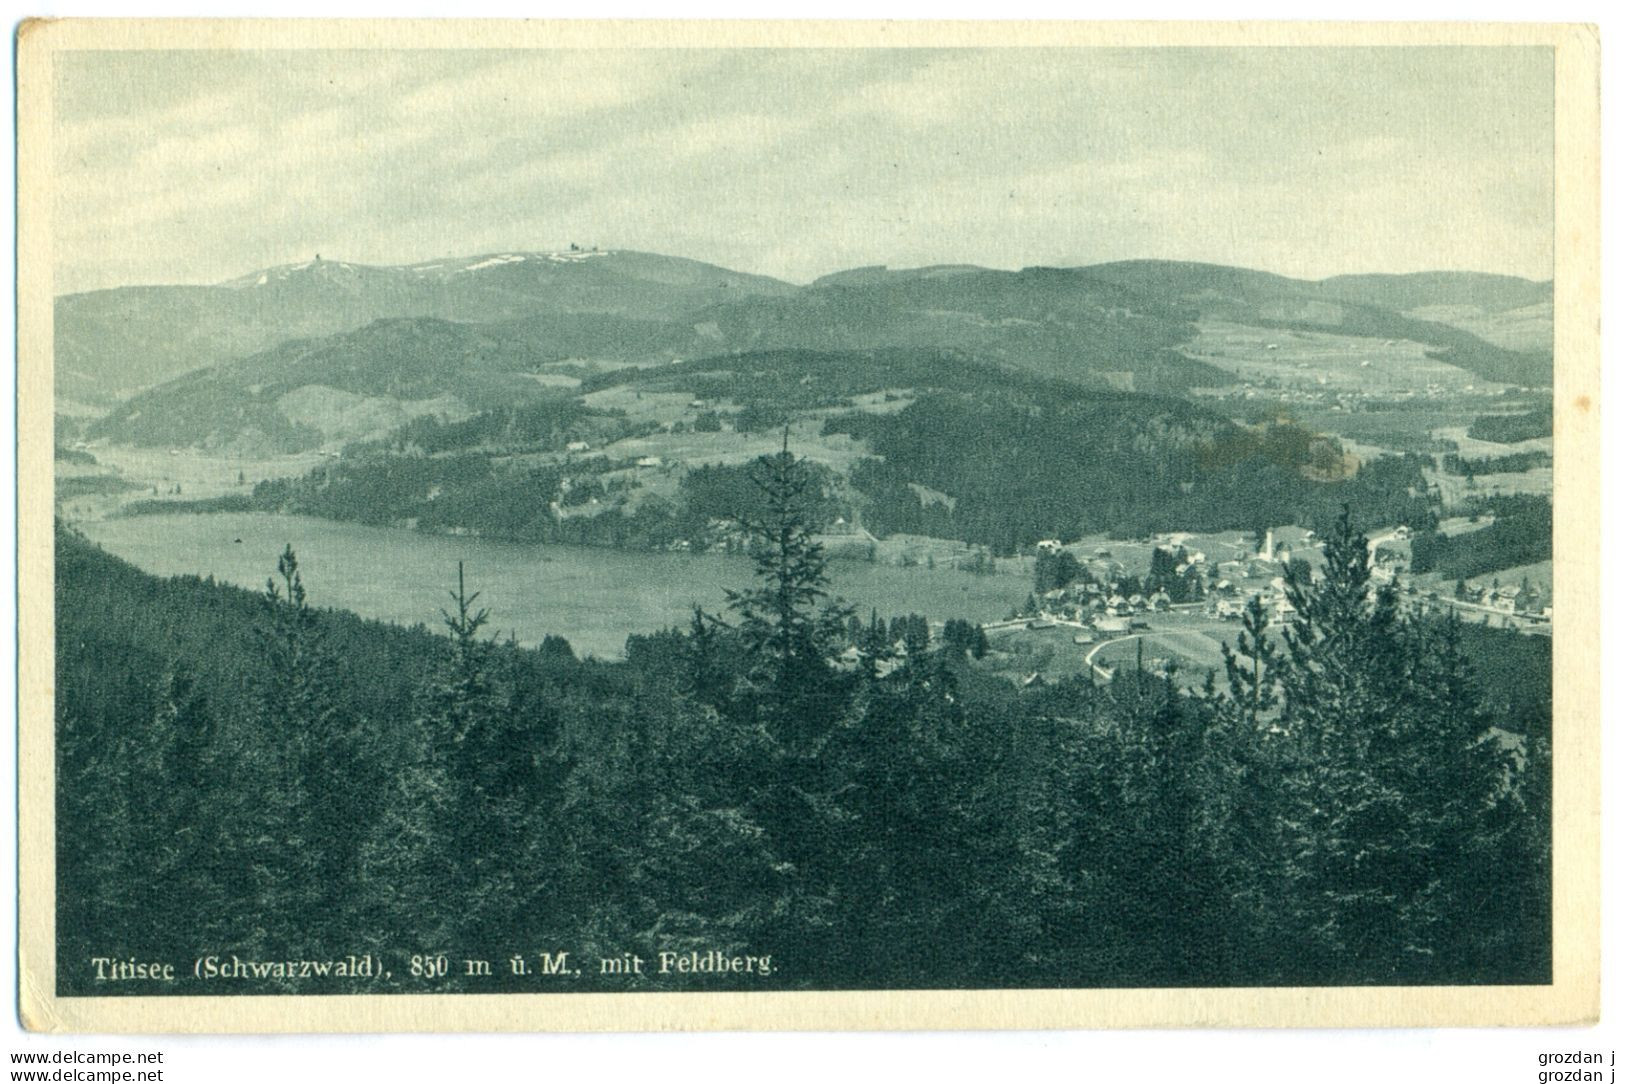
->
xmin=1367 ymin=528 xmax=1405 ymax=552
xmin=1083 ymin=634 xmax=1140 ymax=681
xmin=982 ymin=616 xmax=1139 ymax=681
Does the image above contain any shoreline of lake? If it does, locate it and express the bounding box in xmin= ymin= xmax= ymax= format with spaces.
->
xmin=77 ymin=511 xmax=1029 ymax=659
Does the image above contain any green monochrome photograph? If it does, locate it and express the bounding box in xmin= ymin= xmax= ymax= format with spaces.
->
xmin=16 ymin=20 xmax=1600 ymax=1033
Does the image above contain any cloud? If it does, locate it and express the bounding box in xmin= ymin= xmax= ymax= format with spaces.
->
xmin=50 ymin=46 xmax=1555 ymax=293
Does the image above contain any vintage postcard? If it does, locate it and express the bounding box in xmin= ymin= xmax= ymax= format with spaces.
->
xmin=16 ymin=20 xmax=1600 ymax=1032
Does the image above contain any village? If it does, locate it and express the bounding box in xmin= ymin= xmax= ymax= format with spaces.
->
xmin=969 ymin=523 xmax=1551 ymax=689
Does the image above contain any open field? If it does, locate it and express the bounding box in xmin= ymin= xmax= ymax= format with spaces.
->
xmin=538 ymin=357 xmax=656 ymax=376
xmin=55 ymin=444 xmax=331 ymax=520
xmin=522 ymin=372 xmax=582 ymax=389
xmin=1290 ymin=406 xmax=1480 ymax=454
xmin=1408 ymin=559 xmax=1554 ymax=601
xmin=1405 ymin=301 xmax=1553 ymax=354
xmin=1182 ymin=320 xmax=1489 ymax=394
xmin=1089 ymin=619 xmax=1230 ymax=682
xmin=579 ymin=386 xmax=697 ymax=426
xmin=985 ymin=611 xmax=1235 ymax=689
xmin=601 ymin=417 xmax=871 ymax=474
xmin=1465 ymin=560 xmax=1553 ymax=597
xmin=1427 ymin=466 xmax=1553 ymax=510
xmin=837 ymin=389 xmax=918 ymax=415
xmin=83 ymin=445 xmax=329 ymax=497
xmin=983 ymin=624 xmax=1097 ymax=681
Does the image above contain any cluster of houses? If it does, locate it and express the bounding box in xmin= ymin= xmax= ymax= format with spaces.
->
xmin=660 ymin=516 xmax=752 ymax=556
xmin=1206 ymin=580 xmax=1297 ymax=623
xmin=1029 ymin=532 xmax=1321 ymax=630
xmin=1456 ymin=579 xmax=1547 ymax=616
xmin=1031 ymin=581 xmax=1175 ymax=633
xmin=561 ymin=437 xmax=663 ymax=470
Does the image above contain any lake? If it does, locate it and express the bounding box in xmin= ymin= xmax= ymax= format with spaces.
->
xmin=78 ymin=513 xmax=1029 ymax=659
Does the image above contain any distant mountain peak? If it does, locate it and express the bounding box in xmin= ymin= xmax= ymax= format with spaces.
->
xmin=221 ymin=248 xmax=626 ymax=288
xmin=222 ymin=257 xmax=373 ymax=289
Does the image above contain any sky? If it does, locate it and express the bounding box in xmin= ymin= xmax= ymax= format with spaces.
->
xmin=51 ymin=46 xmax=1555 ymax=293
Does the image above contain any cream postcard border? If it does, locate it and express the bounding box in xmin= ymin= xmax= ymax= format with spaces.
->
xmin=14 ymin=18 xmax=1602 ymax=1033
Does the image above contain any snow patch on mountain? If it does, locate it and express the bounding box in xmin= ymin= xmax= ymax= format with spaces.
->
xmin=545 ymin=249 xmax=612 ymax=263
xmin=459 ymin=254 xmax=528 ymax=273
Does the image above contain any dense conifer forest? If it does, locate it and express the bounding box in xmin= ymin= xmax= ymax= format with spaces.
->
xmin=56 ymin=447 xmax=1550 ymax=995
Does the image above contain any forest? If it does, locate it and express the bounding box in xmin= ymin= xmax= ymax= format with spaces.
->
xmin=1466 ymin=407 xmax=1554 ymax=445
xmin=1408 ymin=496 xmax=1554 ymax=581
xmin=56 ymin=447 xmax=1550 ymax=995
xmin=828 ymin=396 xmax=1438 ymax=549
xmin=1439 ymin=450 xmax=1552 ymax=476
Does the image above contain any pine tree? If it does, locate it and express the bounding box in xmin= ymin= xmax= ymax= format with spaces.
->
xmin=697 ymin=437 xmax=862 ymax=972
xmin=436 ymin=563 xmax=528 ymax=946
xmin=434 ymin=561 xmax=500 ymax=744
xmin=1262 ymin=508 xmax=1521 ymax=980
xmin=856 ymin=609 xmax=894 ymax=682
xmin=140 ymin=666 xmax=227 ymax=951
xmin=1385 ymin=611 xmax=1524 ymax=977
xmin=1266 ymin=510 xmax=1404 ymax=974
xmin=722 ymin=434 xmax=851 ymax=744
xmin=359 ymin=701 xmax=459 ymax=950
xmin=362 ymin=563 xmax=532 ymax=955
xmin=683 ymin=604 xmax=733 ymax=711
xmin=825 ymin=618 xmax=982 ymax=983
xmin=1219 ymin=595 xmax=1280 ymax=727
xmin=252 ymin=545 xmax=353 ymax=956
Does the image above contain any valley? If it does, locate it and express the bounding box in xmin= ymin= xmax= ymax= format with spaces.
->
xmin=38 ymin=39 xmax=1572 ymax=1009
xmin=55 ymin=249 xmax=1556 ymax=688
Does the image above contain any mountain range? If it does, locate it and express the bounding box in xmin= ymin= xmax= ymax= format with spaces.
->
xmin=55 ymin=249 xmax=792 ymax=404
xmin=62 ymin=248 xmax=1553 ymax=451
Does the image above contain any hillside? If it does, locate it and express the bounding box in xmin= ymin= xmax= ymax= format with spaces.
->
xmin=68 ymin=251 xmax=1556 ymax=470
xmin=87 ymin=312 xmax=710 ymax=452
xmin=1320 ymin=271 xmax=1554 ymax=354
xmin=84 ymin=270 xmax=1228 ymax=452
xmin=1078 ymin=261 xmax=1552 ymax=386
xmin=687 ymin=264 xmax=1223 ymax=392
xmin=55 ymin=511 xmax=1549 ymax=993
xmin=55 ymin=249 xmax=796 ymax=399
xmin=1318 ymin=271 xmax=1552 ymax=314
xmin=196 ymin=340 xmax=1448 ymax=558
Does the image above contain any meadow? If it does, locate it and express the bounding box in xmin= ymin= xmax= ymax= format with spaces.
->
xmin=1182 ymin=320 xmax=1487 ymax=393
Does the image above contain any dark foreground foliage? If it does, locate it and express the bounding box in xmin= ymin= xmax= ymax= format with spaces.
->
xmin=56 ymin=454 xmax=1549 ymax=995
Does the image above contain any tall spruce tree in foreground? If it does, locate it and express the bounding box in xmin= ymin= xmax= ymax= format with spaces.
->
xmin=134 ymin=666 xmax=226 ymax=955
xmin=1219 ymin=595 xmax=1280 ymax=728
xmin=1266 ymin=508 xmax=1520 ymax=981
xmin=711 ymin=437 xmax=859 ymax=969
xmin=437 ymin=563 xmax=531 ymax=946
xmin=723 ymin=433 xmax=852 ymax=746
xmin=362 ymin=563 xmax=529 ymax=953
xmin=253 ymin=545 xmax=356 ymax=956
